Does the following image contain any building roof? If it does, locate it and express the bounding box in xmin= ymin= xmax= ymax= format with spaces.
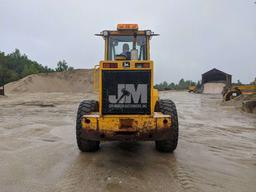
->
xmin=202 ymin=68 xmax=231 ymax=76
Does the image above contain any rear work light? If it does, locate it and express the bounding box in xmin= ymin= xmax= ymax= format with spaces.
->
xmin=103 ymin=63 xmax=118 ymax=68
xmin=117 ymin=24 xmax=139 ymax=31
xmin=135 ymin=63 xmax=150 ymax=68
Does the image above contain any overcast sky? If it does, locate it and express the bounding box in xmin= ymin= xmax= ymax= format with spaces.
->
xmin=0 ymin=0 xmax=255 ymax=83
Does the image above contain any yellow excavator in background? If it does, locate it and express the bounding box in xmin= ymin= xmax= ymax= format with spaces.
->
xmin=223 ymin=84 xmax=256 ymax=101
xmin=188 ymin=85 xmax=197 ymax=93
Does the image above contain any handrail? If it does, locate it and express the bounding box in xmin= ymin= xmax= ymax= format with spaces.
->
xmin=93 ymin=65 xmax=100 ymax=92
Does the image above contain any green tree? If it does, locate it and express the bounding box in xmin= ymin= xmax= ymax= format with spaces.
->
xmin=56 ymin=60 xmax=71 ymax=72
xmin=0 ymin=49 xmax=56 ymax=87
xmin=168 ymin=82 xmax=176 ymax=90
xmin=177 ymin=79 xmax=186 ymax=89
xmin=155 ymin=79 xmax=197 ymax=91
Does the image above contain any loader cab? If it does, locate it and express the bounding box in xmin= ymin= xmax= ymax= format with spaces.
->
xmin=97 ymin=24 xmax=158 ymax=61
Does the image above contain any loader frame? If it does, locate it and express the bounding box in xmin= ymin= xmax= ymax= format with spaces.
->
xmin=78 ymin=25 xmax=177 ymax=144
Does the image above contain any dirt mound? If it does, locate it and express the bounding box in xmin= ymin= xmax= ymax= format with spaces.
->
xmin=203 ymin=82 xmax=225 ymax=94
xmin=4 ymin=69 xmax=94 ymax=94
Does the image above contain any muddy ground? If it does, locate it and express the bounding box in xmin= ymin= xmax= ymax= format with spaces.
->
xmin=0 ymin=91 xmax=255 ymax=192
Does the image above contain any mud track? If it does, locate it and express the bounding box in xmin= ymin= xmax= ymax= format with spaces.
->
xmin=0 ymin=92 xmax=255 ymax=192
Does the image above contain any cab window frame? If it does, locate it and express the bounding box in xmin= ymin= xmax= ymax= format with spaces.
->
xmin=107 ymin=35 xmax=148 ymax=61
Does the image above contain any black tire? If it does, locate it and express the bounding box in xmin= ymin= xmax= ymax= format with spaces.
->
xmin=155 ymin=99 xmax=179 ymax=153
xmin=76 ymin=100 xmax=100 ymax=152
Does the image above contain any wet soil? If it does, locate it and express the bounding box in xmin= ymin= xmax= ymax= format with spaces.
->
xmin=0 ymin=91 xmax=255 ymax=192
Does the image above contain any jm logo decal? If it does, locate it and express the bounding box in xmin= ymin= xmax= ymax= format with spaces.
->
xmin=109 ymin=84 xmax=147 ymax=104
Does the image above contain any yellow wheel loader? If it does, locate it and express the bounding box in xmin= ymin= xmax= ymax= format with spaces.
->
xmin=76 ymin=24 xmax=178 ymax=152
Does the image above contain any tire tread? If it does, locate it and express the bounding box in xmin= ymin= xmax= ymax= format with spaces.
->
xmin=76 ymin=100 xmax=99 ymax=152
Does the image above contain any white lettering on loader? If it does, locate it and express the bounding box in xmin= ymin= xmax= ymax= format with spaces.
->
xmin=109 ymin=84 xmax=147 ymax=104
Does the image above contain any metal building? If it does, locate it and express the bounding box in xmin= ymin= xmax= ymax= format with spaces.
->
xmin=202 ymin=68 xmax=232 ymax=85
xmin=202 ymin=68 xmax=232 ymax=94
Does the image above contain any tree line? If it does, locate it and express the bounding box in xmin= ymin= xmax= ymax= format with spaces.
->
xmin=0 ymin=49 xmax=74 ymax=87
xmin=154 ymin=79 xmax=201 ymax=91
